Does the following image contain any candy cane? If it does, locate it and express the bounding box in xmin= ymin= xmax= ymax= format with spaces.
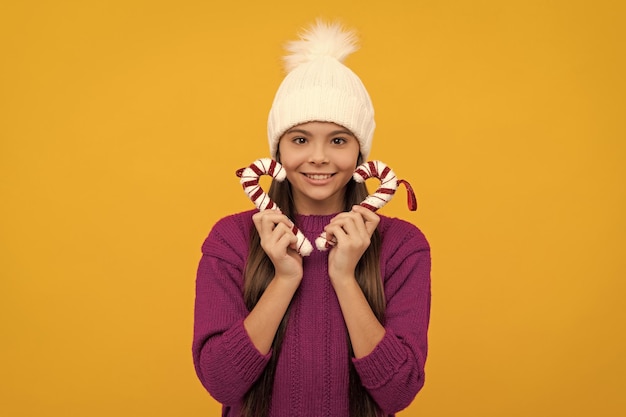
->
xmin=237 ymin=158 xmax=314 ymax=256
xmin=315 ymin=160 xmax=417 ymax=251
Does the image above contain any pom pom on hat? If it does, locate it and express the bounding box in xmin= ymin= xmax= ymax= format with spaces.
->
xmin=267 ymin=19 xmax=375 ymax=160
xmin=282 ymin=20 xmax=359 ymax=72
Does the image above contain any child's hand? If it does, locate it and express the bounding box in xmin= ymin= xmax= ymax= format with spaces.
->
xmin=324 ymin=205 xmax=380 ymax=285
xmin=252 ymin=210 xmax=303 ymax=283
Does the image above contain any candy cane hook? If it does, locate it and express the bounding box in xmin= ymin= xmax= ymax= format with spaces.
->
xmin=315 ymin=160 xmax=417 ymax=251
xmin=236 ymin=158 xmax=314 ymax=256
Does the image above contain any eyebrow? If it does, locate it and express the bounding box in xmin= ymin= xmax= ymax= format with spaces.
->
xmin=284 ymin=128 xmax=312 ymax=136
xmin=284 ymin=128 xmax=355 ymax=137
xmin=329 ymin=129 xmax=355 ymax=137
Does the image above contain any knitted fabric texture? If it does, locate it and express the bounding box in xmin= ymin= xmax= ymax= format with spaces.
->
xmin=192 ymin=210 xmax=431 ymax=416
xmin=267 ymin=20 xmax=375 ymax=160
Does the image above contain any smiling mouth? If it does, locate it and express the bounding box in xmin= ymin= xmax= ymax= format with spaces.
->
xmin=304 ymin=173 xmax=334 ymax=180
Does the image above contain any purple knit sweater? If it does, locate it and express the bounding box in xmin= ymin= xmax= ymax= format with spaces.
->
xmin=192 ymin=210 xmax=431 ymax=417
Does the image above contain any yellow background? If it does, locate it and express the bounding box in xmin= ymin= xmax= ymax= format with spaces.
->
xmin=1 ymin=0 xmax=624 ymax=416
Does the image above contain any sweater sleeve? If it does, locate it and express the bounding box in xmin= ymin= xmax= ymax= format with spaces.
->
xmin=352 ymin=218 xmax=431 ymax=414
xmin=192 ymin=213 xmax=271 ymax=405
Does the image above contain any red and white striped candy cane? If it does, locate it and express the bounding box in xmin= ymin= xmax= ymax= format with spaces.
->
xmin=315 ymin=160 xmax=417 ymax=251
xmin=236 ymin=158 xmax=314 ymax=256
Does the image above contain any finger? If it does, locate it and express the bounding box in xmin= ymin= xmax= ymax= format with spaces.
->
xmin=253 ymin=211 xmax=293 ymax=235
xmin=273 ymin=222 xmax=296 ymax=238
xmin=330 ymin=212 xmax=368 ymax=242
xmin=351 ymin=205 xmax=380 ymax=236
xmin=254 ymin=215 xmax=278 ymax=238
xmin=324 ymin=222 xmax=348 ymax=247
xmin=328 ymin=210 xmax=353 ymax=224
xmin=254 ymin=210 xmax=291 ymax=226
xmin=336 ymin=215 xmax=362 ymax=238
xmin=262 ymin=224 xmax=298 ymax=256
xmin=261 ymin=222 xmax=293 ymax=247
xmin=277 ymin=231 xmax=298 ymax=252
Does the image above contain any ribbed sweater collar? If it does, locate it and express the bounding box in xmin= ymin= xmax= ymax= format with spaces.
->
xmin=293 ymin=213 xmax=338 ymax=233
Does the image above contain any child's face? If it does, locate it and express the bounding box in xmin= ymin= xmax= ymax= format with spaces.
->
xmin=278 ymin=121 xmax=360 ymax=215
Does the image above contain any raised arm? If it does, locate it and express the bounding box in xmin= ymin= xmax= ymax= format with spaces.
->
xmin=353 ymin=221 xmax=431 ymax=414
xmin=192 ymin=211 xmax=304 ymax=405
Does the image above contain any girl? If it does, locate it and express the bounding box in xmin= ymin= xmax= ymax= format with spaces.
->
xmin=193 ymin=20 xmax=431 ymax=417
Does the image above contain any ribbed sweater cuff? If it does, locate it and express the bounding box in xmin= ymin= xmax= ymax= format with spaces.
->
xmin=223 ymin=320 xmax=272 ymax=383
xmin=352 ymin=330 xmax=407 ymax=389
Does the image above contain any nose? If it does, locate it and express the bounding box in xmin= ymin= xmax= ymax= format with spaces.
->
xmin=308 ymin=143 xmax=329 ymax=164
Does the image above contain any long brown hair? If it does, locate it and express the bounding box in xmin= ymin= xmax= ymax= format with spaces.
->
xmin=241 ymin=155 xmax=385 ymax=417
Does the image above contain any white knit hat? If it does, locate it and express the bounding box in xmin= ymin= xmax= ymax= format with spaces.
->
xmin=267 ymin=20 xmax=375 ymax=160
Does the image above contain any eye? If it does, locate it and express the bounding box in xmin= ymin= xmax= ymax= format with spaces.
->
xmin=332 ymin=137 xmax=347 ymax=145
xmin=292 ymin=136 xmax=307 ymax=144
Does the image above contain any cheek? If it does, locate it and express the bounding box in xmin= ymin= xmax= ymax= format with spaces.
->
xmin=343 ymin=143 xmax=361 ymax=168
xmin=278 ymin=158 xmax=301 ymax=181
xmin=338 ymin=152 xmax=360 ymax=171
